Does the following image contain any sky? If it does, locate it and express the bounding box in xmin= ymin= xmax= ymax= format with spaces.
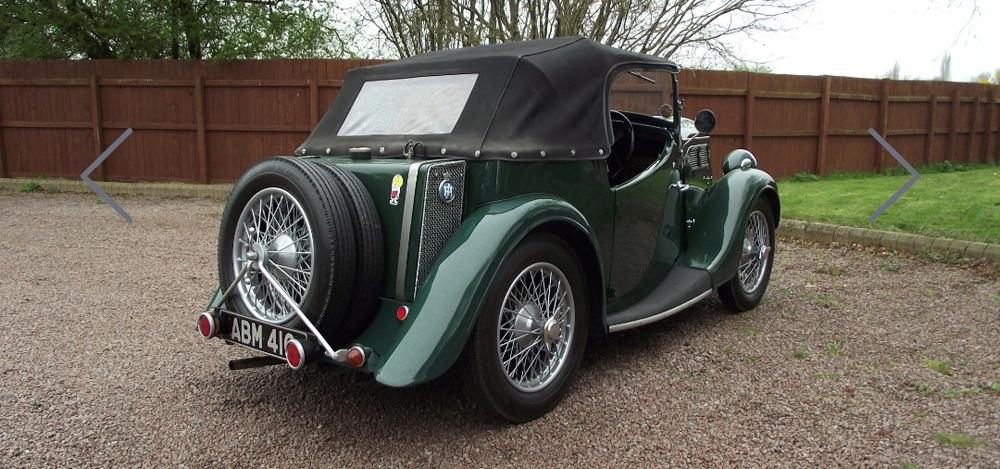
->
xmin=742 ymin=0 xmax=997 ymax=80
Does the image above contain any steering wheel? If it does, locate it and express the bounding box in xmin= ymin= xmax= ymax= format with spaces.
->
xmin=608 ymin=110 xmax=635 ymax=182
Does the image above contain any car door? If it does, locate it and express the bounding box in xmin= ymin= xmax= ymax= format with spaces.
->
xmin=608 ymin=129 xmax=686 ymax=311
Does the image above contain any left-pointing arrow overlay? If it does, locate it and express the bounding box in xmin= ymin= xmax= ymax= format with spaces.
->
xmin=81 ymin=128 xmax=133 ymax=222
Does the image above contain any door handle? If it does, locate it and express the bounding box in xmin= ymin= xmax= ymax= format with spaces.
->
xmin=670 ymin=182 xmax=690 ymax=192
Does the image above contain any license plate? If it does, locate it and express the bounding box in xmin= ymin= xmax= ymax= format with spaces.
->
xmin=221 ymin=312 xmax=308 ymax=359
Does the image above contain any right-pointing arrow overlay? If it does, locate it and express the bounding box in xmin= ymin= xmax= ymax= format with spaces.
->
xmin=868 ymin=128 xmax=920 ymax=223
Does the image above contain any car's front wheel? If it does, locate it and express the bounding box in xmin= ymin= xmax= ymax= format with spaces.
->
xmin=718 ymin=198 xmax=776 ymax=313
xmin=459 ymin=234 xmax=589 ymax=422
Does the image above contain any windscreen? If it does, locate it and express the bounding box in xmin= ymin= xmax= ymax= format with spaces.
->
xmin=337 ymin=74 xmax=479 ymax=136
xmin=609 ymin=69 xmax=677 ymax=119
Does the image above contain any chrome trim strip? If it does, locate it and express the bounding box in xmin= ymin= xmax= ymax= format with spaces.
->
xmin=607 ymin=289 xmax=712 ymax=333
xmin=395 ymin=161 xmax=425 ymax=300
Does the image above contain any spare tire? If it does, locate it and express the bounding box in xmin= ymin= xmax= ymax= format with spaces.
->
xmin=218 ymin=157 xmax=360 ymax=343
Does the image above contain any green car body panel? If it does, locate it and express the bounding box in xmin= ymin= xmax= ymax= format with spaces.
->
xmin=320 ymin=158 xmax=615 ymax=386
xmin=682 ymin=166 xmax=780 ymax=287
xmin=364 ymin=194 xmax=605 ymax=386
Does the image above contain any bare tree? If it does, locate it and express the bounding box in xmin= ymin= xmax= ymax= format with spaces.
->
xmin=361 ymin=0 xmax=811 ymax=62
xmin=938 ymin=52 xmax=952 ymax=81
xmin=883 ymin=62 xmax=901 ymax=80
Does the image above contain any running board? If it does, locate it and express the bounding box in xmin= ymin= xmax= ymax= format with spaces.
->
xmin=606 ymin=266 xmax=713 ymax=333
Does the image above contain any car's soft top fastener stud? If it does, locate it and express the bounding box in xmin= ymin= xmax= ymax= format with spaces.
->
xmin=379 ymin=147 xmax=385 ymax=154
xmin=570 ymin=149 xmax=576 ymax=156
xmin=474 ymin=150 xmax=481 ymax=157
xmin=540 ymin=151 xmax=546 ymax=157
xmin=349 ymin=147 xmax=372 ymax=160
xmin=441 ymin=148 xmax=447 ymax=154
xmin=511 ymin=151 xmax=518 ymax=158
xmin=599 ymin=149 xmax=604 ymax=155
xmin=325 ymin=148 xmax=331 ymax=154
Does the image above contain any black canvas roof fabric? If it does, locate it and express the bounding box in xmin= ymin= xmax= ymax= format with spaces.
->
xmin=297 ymin=37 xmax=678 ymax=161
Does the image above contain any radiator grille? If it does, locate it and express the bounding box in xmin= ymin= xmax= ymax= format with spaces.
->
xmin=686 ymin=144 xmax=710 ymax=170
xmin=414 ymin=161 xmax=466 ymax=295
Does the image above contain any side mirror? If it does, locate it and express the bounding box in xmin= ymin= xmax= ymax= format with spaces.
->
xmin=694 ymin=109 xmax=716 ymax=134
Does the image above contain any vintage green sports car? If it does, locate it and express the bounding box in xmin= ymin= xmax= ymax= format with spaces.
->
xmin=196 ymin=37 xmax=779 ymax=422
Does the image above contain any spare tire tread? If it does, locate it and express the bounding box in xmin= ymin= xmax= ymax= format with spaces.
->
xmin=279 ymin=157 xmax=358 ymax=333
xmin=315 ymin=162 xmax=385 ymax=343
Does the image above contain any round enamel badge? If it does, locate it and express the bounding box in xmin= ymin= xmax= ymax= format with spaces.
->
xmin=438 ymin=180 xmax=456 ymax=204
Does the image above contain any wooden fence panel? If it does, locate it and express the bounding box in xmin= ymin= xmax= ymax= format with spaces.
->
xmin=1 ymin=59 xmax=998 ymax=182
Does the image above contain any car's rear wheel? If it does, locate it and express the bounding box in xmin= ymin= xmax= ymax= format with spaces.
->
xmin=718 ymin=198 xmax=776 ymax=313
xmin=218 ymin=157 xmax=380 ymax=344
xmin=459 ymin=234 xmax=588 ymax=422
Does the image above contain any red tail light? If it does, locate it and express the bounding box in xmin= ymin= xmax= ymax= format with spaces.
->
xmin=396 ymin=305 xmax=409 ymax=321
xmin=346 ymin=346 xmax=366 ymax=368
xmin=285 ymin=339 xmax=307 ymax=370
xmin=197 ymin=312 xmax=218 ymax=339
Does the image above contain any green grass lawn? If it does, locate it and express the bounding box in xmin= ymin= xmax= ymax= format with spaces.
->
xmin=779 ymin=167 xmax=1000 ymax=244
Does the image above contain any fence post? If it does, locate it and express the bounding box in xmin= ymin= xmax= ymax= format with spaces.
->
xmin=194 ymin=70 xmax=209 ymax=183
xmin=309 ymin=79 xmax=319 ymax=128
xmin=967 ymin=91 xmax=980 ymax=164
xmin=947 ymin=87 xmax=960 ymax=162
xmin=987 ymin=89 xmax=997 ymax=164
xmin=89 ymin=75 xmax=105 ymax=181
xmin=744 ymin=74 xmax=755 ymax=150
xmin=0 ymin=88 xmax=6 ymax=178
xmin=924 ymin=93 xmax=937 ymax=166
xmin=875 ymin=79 xmax=890 ymax=173
xmin=816 ymin=76 xmax=831 ymax=176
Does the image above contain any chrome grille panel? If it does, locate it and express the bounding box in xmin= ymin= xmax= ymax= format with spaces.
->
xmin=414 ymin=161 xmax=466 ymax=295
xmin=686 ymin=143 xmax=710 ymax=170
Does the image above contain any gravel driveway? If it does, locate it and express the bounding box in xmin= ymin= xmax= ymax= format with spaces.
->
xmin=1 ymin=191 xmax=997 ymax=468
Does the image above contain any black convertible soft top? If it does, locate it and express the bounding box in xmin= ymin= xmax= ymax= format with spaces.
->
xmin=297 ymin=37 xmax=678 ymax=161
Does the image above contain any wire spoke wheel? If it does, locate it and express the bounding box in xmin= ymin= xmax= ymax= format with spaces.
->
xmin=231 ymin=187 xmax=315 ymax=324
xmin=461 ymin=234 xmax=589 ymax=421
xmin=738 ymin=210 xmax=770 ymax=294
xmin=497 ymin=262 xmax=575 ymax=393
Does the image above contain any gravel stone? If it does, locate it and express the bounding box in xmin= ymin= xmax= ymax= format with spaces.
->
xmin=1 ymin=191 xmax=997 ymax=468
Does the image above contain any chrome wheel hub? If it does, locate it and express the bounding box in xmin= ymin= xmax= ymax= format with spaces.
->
xmin=497 ymin=262 xmax=575 ymax=393
xmin=267 ymin=233 xmax=298 ymax=280
xmin=231 ymin=188 xmax=315 ymax=324
xmin=542 ymin=318 xmax=560 ymax=346
xmin=513 ymin=303 xmax=542 ymax=349
xmin=738 ymin=210 xmax=770 ymax=294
